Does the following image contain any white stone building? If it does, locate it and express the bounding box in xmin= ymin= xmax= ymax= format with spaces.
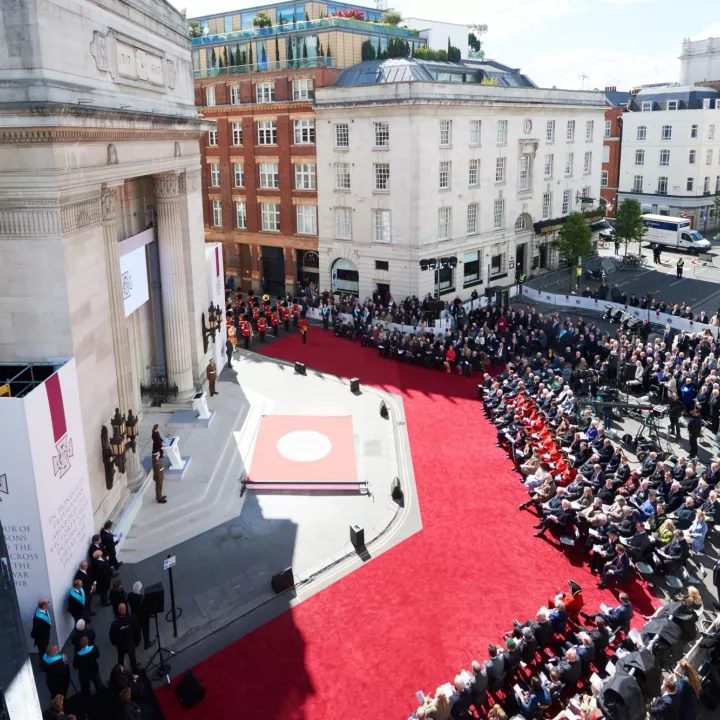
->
xmin=314 ymin=58 xmax=605 ymax=301
xmin=404 ymin=18 xmax=470 ymax=58
xmin=680 ymin=36 xmax=720 ymax=86
xmin=0 ymin=0 xmax=213 ymax=524
xmin=617 ymin=86 xmax=720 ymax=230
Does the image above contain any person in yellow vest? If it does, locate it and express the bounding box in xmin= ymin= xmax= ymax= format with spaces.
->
xmin=677 ymin=257 xmax=684 ymax=278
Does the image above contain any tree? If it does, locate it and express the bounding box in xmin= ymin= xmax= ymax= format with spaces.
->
xmin=468 ymin=32 xmax=482 ymax=52
xmin=361 ymin=39 xmax=376 ymax=61
xmin=553 ymin=212 xmax=592 ymax=284
xmin=614 ymin=198 xmax=647 ymax=256
xmin=316 ymin=36 xmax=321 ymax=57
xmin=252 ymin=11 xmax=272 ymax=28
xmin=211 ymin=48 xmax=217 ymax=67
xmin=248 ymin=43 xmax=253 ymax=67
xmin=467 ymin=23 xmax=487 ymax=58
xmin=413 ymin=47 xmax=448 ymax=62
xmin=381 ymin=10 xmax=402 ymax=26
xmin=187 ymin=20 xmax=204 ymax=38
xmin=223 ymin=47 xmax=229 ymax=67
xmin=275 ymin=34 xmax=280 ymax=62
xmin=305 ymin=10 xmax=309 ymax=21
xmin=241 ymin=50 xmax=247 ymax=66
xmin=326 ymin=44 xmax=331 ymax=59
xmin=235 ymin=44 xmax=241 ymax=65
xmin=229 ymin=48 xmax=235 ymax=66
xmin=287 ymin=41 xmax=294 ymax=66
xmin=302 ymin=39 xmax=308 ymax=59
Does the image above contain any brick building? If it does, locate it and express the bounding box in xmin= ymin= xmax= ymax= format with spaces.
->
xmin=601 ymin=87 xmax=631 ymax=215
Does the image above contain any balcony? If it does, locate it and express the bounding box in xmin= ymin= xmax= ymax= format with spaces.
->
xmin=195 ymin=56 xmax=335 ymax=79
xmin=191 ymin=17 xmax=421 ymax=47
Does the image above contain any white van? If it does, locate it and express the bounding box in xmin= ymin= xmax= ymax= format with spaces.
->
xmin=642 ymin=214 xmax=711 ymax=253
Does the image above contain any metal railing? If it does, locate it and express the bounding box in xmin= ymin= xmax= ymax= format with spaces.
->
xmin=191 ymin=17 xmax=420 ymax=46
xmin=194 ymin=56 xmax=335 ymax=79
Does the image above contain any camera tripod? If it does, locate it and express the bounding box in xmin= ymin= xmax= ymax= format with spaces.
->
xmin=145 ymin=611 xmax=175 ymax=684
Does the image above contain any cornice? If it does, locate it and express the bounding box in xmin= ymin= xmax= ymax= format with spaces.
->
xmin=0 ymin=127 xmax=206 ymax=145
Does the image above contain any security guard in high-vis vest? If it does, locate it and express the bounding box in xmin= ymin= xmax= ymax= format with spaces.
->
xmin=677 ymin=257 xmax=684 ymax=278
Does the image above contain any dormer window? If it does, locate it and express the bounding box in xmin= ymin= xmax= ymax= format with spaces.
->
xmin=666 ymin=100 xmax=678 ymax=111
xmin=641 ymin=101 xmax=652 ymax=112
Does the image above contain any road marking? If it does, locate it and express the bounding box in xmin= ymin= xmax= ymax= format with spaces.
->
xmin=669 ymin=279 xmax=685 ymax=286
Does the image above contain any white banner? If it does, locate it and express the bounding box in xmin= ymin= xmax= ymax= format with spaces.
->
xmin=206 ymin=243 xmax=227 ymax=370
xmin=0 ymin=359 xmax=94 ymax=650
xmin=119 ymin=244 xmax=150 ymax=317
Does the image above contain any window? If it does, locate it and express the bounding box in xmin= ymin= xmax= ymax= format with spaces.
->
xmin=437 ymin=207 xmax=451 ymax=240
xmin=497 ymin=120 xmax=507 ymax=144
xmin=566 ymin=120 xmax=576 ymax=141
xmin=230 ymin=85 xmax=240 ymax=105
xmin=583 ymin=151 xmax=592 ymax=174
xmin=637 ymin=125 xmax=647 ymax=141
xmin=689 ymin=150 xmax=696 ymax=164
xmin=601 ymin=170 xmax=608 ymax=187
xmin=490 ymin=253 xmax=505 ymax=276
xmin=707 ymin=150 xmax=714 ymax=166
xmin=257 ymin=120 xmax=277 ymax=145
xmin=687 ymin=177 xmax=694 ymax=192
xmin=468 ymin=159 xmax=480 ymax=187
xmin=205 ymin=86 xmax=215 ymax=106
xmin=209 ymin=163 xmax=220 ymax=187
xmin=519 ymin=154 xmax=531 ymax=190
xmin=585 ymin=120 xmax=594 ymax=141
xmin=495 ymin=157 xmax=506 ymax=183
xmin=296 ymin=205 xmax=317 ymax=235
xmin=208 ymin=129 xmax=218 ymax=147
xmin=667 ymin=100 xmax=678 ymax=111
xmin=710 ymin=124 xmax=716 ymax=140
xmin=659 ymin=149 xmax=670 ymax=166
xmin=374 ymin=121 xmax=390 ymax=147
xmin=232 ymin=122 xmax=242 ymax=145
xmin=604 ymin=120 xmax=611 ymax=138
xmin=375 ymin=260 xmax=389 ymax=271
xmin=373 ymin=209 xmax=391 ymax=243
xmin=292 ymin=78 xmax=314 ymax=101
xmin=704 ymin=176 xmax=711 ymax=193
xmin=716 ymin=176 xmax=720 ymax=193
xmin=335 ymin=208 xmax=352 ymax=240
xmin=544 ymin=154 xmax=554 ymax=178
xmin=440 ymin=120 xmax=452 ymax=147
xmin=657 ymin=176 xmax=668 ymax=194
xmin=691 ymin=124 xmax=698 ymax=138
xmin=635 ymin=149 xmax=645 ymax=166
xmin=233 ymin=162 xmax=244 ymax=188
xmin=255 ymin=82 xmax=275 ymax=103
xmin=546 ymin=120 xmax=556 ymax=142
xmin=562 ymin=189 xmax=570 ymax=215
xmin=467 ymin=203 xmax=479 ymax=235
xmin=641 ymin=101 xmax=652 ymax=112
xmin=463 ymin=250 xmax=480 ymax=284
xmin=295 ymin=162 xmax=316 ymax=190
xmin=564 ymin=152 xmax=574 ymax=176
xmin=335 ymin=122 xmax=349 ymax=147
xmin=334 ymin=162 xmax=350 ymax=190
xmin=661 ymin=125 xmax=672 ymax=140
xmin=293 ymin=119 xmax=315 ymax=145
xmin=209 ymin=199 xmax=223 ymax=230
xmin=542 ymin=191 xmax=552 ymax=219
xmin=439 ymin=161 xmax=451 ymax=189
xmin=633 ymin=175 xmax=643 ymax=193
xmin=515 ymin=215 xmax=528 ymax=231
xmin=259 ymin=162 xmax=279 ymax=189
xmin=374 ymin=163 xmax=390 ymax=191
xmin=224 ymin=15 xmax=232 ymax=32
xmin=602 ymin=145 xmax=610 ymax=163
xmin=260 ymin=202 xmax=281 ymax=232
xmin=493 ymin=199 xmax=504 ymax=229
xmin=470 ymin=120 xmax=481 ymax=145
xmin=235 ymin=201 xmax=246 ymax=229
xmin=704 ymin=98 xmax=712 ymax=109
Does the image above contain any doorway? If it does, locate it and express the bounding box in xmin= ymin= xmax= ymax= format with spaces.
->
xmin=261 ymin=246 xmax=285 ymax=298
xmin=515 ymin=244 xmax=526 ymax=275
xmin=375 ymin=283 xmax=390 ymax=305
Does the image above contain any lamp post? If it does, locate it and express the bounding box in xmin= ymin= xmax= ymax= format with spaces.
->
xmin=101 ymin=407 xmax=138 ymax=488
xmin=201 ymin=302 xmax=222 ymax=353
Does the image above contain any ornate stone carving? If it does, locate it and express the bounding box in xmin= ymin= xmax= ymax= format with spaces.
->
xmin=101 ymin=188 xmax=117 ymax=221
xmin=60 ymin=197 xmax=103 ymax=234
xmin=107 ymin=143 xmax=119 ymax=165
xmin=177 ymin=174 xmax=187 ymax=194
xmin=0 ymin=128 xmax=206 ymax=145
xmin=0 ymin=207 xmax=60 ymax=236
xmin=174 ymin=141 xmax=181 ymax=157
xmin=167 ymin=59 xmax=177 ymax=89
xmin=90 ymin=31 xmax=109 ymax=72
xmin=154 ymin=173 xmax=179 ymax=199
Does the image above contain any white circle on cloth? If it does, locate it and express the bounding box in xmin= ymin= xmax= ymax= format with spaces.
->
xmin=277 ymin=430 xmax=332 ymax=462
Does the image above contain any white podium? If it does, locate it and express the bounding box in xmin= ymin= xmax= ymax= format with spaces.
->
xmin=192 ymin=391 xmax=211 ymax=420
xmin=164 ymin=437 xmax=186 ymax=471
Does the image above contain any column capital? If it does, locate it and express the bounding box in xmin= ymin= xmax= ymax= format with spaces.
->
xmin=154 ymin=172 xmax=180 ymax=200
xmin=101 ymin=186 xmax=117 ymax=222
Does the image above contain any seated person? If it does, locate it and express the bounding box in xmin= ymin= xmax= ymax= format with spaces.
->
xmin=534 ymin=499 xmax=577 ymax=538
xmin=597 ymin=478 xmax=616 ymax=506
xmin=654 ymin=518 xmax=676 ymax=547
xmin=549 ymin=600 xmax=568 ymax=633
xmin=549 ymin=580 xmax=584 ymax=620
xmin=653 ymin=529 xmax=690 ymax=575
xmin=625 ymin=521 xmax=653 ymax=563
xmin=546 ymin=647 xmax=582 ymax=686
xmin=572 ymin=486 xmax=595 ymax=510
xmin=589 ymin=529 xmax=619 ymax=574
xmin=561 ymin=632 xmax=596 ymax=674
xmin=469 ymin=660 xmax=488 ymax=708
xmin=519 ymin=473 xmax=556 ymax=510
xmin=597 ymin=543 xmax=631 ymax=589
xmin=581 ymin=592 xmax=634 ymax=632
xmin=513 ymin=610 xmax=553 ymax=649
xmin=523 ymin=462 xmax=553 ymax=491
xmin=673 ymin=497 xmax=696 ymax=530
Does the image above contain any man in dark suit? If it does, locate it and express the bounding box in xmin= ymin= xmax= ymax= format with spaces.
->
xmin=469 ymin=660 xmax=488 ymax=708
xmin=109 ymin=603 xmax=141 ymax=673
xmin=582 ymin=592 xmax=634 ymax=631
xmin=649 ymin=677 xmax=680 ymax=719
xmin=598 ymin=544 xmax=631 ymax=589
xmin=546 ymin=647 xmax=581 ymax=685
xmin=101 ymin=520 xmax=122 ymax=570
xmin=626 ymin=521 xmax=653 ymax=563
xmin=655 ymin=530 xmax=689 ymax=575
xmin=128 ymin=581 xmax=154 ymax=650
xmin=514 ymin=610 xmax=553 ymax=649
xmin=74 ymin=560 xmax=96 ymax=616
xmin=534 ymin=499 xmax=576 ymax=537
xmin=67 ymin=578 xmax=88 ymax=623
xmin=73 ymin=635 xmax=104 ymax=698
xmin=483 ymin=644 xmax=507 ymax=690
xmin=39 ymin=644 xmax=71 ymax=700
xmin=71 ymin=618 xmax=96 ymax=652
xmin=88 ymin=534 xmax=105 ymax=562
xmin=91 ymin=550 xmax=112 ymax=606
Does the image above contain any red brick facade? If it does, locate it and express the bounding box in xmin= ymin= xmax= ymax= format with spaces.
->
xmin=601 ymin=105 xmax=624 ymax=215
xmin=197 ymin=66 xmax=342 ymax=293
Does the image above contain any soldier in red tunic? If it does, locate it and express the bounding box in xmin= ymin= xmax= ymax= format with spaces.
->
xmin=240 ymin=319 xmax=251 ymax=350
xmin=270 ymin=310 xmax=280 ymax=337
xmin=291 ymin=303 xmax=299 ymax=326
xmin=252 ymin=305 xmax=260 ymax=330
xmin=299 ymin=316 xmax=308 ymax=344
xmin=257 ymin=315 xmax=267 ymax=343
xmin=282 ymin=305 xmax=290 ymax=332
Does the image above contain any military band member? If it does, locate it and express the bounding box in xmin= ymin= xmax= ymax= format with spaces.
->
xmin=292 ymin=303 xmax=299 ymax=326
xmin=282 ymin=305 xmax=290 ymax=331
xmin=271 ymin=310 xmax=279 ymax=336
xmin=300 ymin=315 xmax=308 ymax=344
xmin=257 ymin=315 xmax=267 ymax=343
xmin=241 ymin=319 xmax=251 ymax=349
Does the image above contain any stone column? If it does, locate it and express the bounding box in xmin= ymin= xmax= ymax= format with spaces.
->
xmin=101 ymin=187 xmax=142 ymax=486
xmin=154 ymin=172 xmax=195 ymax=401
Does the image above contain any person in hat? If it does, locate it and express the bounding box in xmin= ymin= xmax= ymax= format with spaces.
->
xmin=225 ymin=338 xmax=234 ymax=368
xmin=549 ymin=580 xmax=584 ymax=621
xmin=207 ymin=359 xmax=217 ymax=396
xmin=299 ymin=315 xmax=308 ymax=344
xmin=153 ymin=451 xmax=166 ymax=504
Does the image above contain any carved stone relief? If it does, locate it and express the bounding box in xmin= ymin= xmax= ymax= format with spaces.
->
xmin=107 ymin=143 xmax=119 ymax=165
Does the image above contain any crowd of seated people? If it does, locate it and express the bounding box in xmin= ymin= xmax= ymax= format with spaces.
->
xmin=481 ymin=365 xmax=717 ymax=589
xmin=407 ymin=590 xmax=636 ymax=720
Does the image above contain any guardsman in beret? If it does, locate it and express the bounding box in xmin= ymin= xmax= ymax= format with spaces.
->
xmin=207 ymin=359 xmax=217 ymax=396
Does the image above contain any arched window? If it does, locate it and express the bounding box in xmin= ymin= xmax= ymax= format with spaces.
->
xmin=514 ymin=214 xmax=529 ymax=231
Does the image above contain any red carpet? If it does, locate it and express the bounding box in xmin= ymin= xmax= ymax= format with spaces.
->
xmin=157 ymin=332 xmax=659 ymax=720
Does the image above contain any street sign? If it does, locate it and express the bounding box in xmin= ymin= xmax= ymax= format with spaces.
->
xmin=164 ymin=556 xmax=176 ymax=570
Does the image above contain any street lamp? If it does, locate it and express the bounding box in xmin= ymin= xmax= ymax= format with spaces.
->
xmin=202 ymin=302 xmax=222 ymax=353
xmin=101 ymin=407 xmax=138 ymax=489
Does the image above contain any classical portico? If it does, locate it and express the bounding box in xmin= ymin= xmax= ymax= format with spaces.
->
xmin=0 ymin=0 xmax=215 ymax=527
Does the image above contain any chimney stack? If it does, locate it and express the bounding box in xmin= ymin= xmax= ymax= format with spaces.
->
xmin=605 ymin=85 xmax=617 ymax=92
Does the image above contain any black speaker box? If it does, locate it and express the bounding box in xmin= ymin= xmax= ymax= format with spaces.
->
xmin=391 ymin=476 xmax=404 ymax=502
xmin=350 ymin=377 xmax=360 ymax=393
xmin=271 ymin=567 xmax=295 ymax=594
xmin=144 ymin=582 xmax=165 ymax=616
xmin=379 ymin=400 xmax=389 ymax=419
xmin=295 ymin=362 xmax=306 ymax=375
xmin=175 ymin=670 xmax=205 ymax=709
xmin=350 ymin=524 xmax=365 ymax=548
